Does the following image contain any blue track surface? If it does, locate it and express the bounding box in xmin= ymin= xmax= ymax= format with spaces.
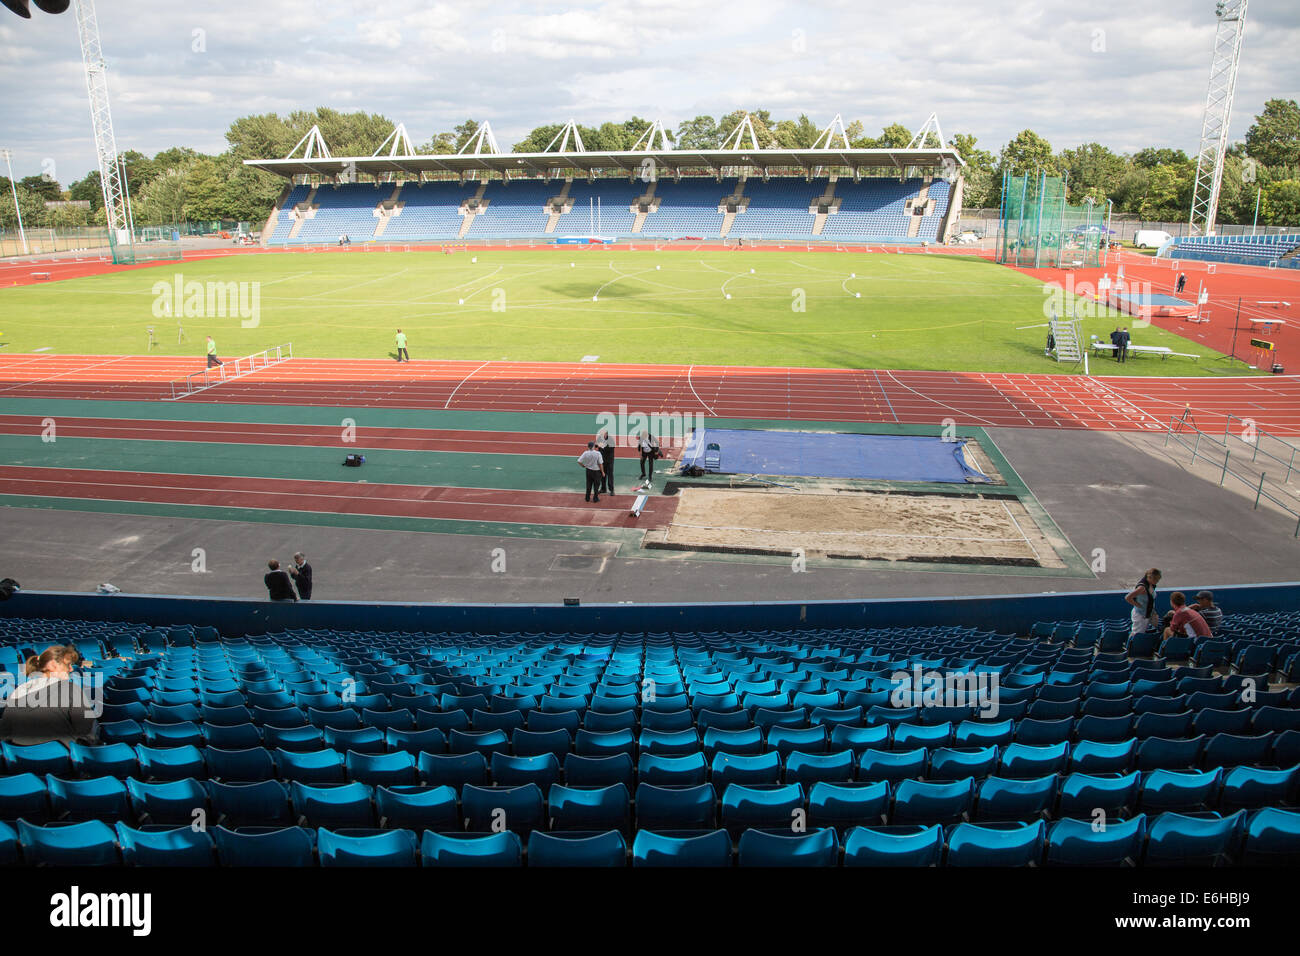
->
xmin=678 ymin=429 xmax=992 ymax=483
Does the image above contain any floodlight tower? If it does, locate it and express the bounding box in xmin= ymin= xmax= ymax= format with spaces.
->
xmin=1188 ymin=0 xmax=1248 ymax=236
xmin=73 ymin=0 xmax=134 ymax=246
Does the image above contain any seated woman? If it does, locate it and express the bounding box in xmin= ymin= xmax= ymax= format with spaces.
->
xmin=0 ymin=646 xmax=98 ymax=745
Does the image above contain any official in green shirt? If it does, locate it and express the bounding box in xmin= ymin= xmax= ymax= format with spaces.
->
xmin=206 ymin=335 xmax=222 ymax=368
xmin=395 ymin=329 xmax=409 ymax=362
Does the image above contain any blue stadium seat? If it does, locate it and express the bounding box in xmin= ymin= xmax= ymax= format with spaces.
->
xmin=946 ymin=821 xmax=1046 ymax=866
xmin=208 ymin=780 xmax=293 ymax=827
xmin=317 ymin=827 xmax=419 ymax=867
xmin=420 ymin=830 xmax=522 ymax=867
xmin=738 ymin=827 xmax=838 ymax=867
xmin=116 ymin=823 xmax=215 ymax=866
xmin=1139 ymin=769 xmax=1223 ymax=814
xmin=892 ymin=778 xmax=975 ymax=826
xmin=1240 ymin=807 xmax=1300 ymax=864
xmin=632 ymin=828 xmax=732 ymax=867
xmin=462 ymin=783 xmax=545 ymax=835
xmin=16 ymin=819 xmax=120 ymax=866
xmin=46 ymin=775 xmax=132 ymax=823
xmin=0 ymin=772 xmax=51 ymax=822
xmin=213 ymin=825 xmax=315 ymax=866
xmin=125 ymin=777 xmax=208 ymax=825
xmin=527 ymin=829 xmax=627 ymax=867
xmin=1046 ymin=815 xmax=1147 ymax=866
xmin=635 ymin=783 xmax=716 ymax=831
xmin=290 ymin=781 xmax=375 ymax=828
xmin=1056 ymin=771 xmax=1140 ymax=819
xmin=375 ymin=784 xmax=459 ymax=832
xmin=974 ymin=775 xmax=1057 ymax=822
xmin=843 ymin=825 xmax=944 ymax=866
xmin=275 ymin=748 xmax=346 ymax=784
xmin=721 ymin=783 xmax=805 ymax=836
xmin=548 ymin=783 xmax=630 ymax=833
xmin=203 ymin=746 xmax=276 ymax=782
xmin=2 ymin=741 xmax=71 ymax=776
xmin=1143 ymin=810 xmax=1246 ymax=866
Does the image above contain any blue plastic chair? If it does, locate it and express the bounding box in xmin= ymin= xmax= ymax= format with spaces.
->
xmin=1139 ymin=768 xmax=1223 ymax=814
xmin=125 ymin=777 xmax=209 ymax=825
xmin=213 ymin=825 xmax=315 ymax=866
xmin=1056 ymin=771 xmax=1141 ymax=819
xmin=1045 ymin=815 xmax=1147 ymax=866
xmin=738 ymin=827 xmax=838 ymax=867
xmin=974 ymin=775 xmax=1057 ymax=822
xmin=207 ymin=780 xmax=293 ymax=827
xmin=345 ymin=750 xmax=417 ymax=786
xmin=2 ymin=741 xmax=71 ymax=776
xmin=0 ymin=772 xmax=51 ymax=822
xmin=720 ymin=783 xmax=804 ymax=837
xmin=421 ymin=830 xmax=522 ymax=867
xmin=892 ymin=777 xmax=975 ymax=826
xmin=1217 ymin=765 xmax=1300 ymax=811
xmin=1144 ymin=810 xmax=1246 ymax=866
xmin=1240 ymin=807 xmax=1300 ymax=864
xmin=375 ymin=784 xmax=459 ymax=832
xmin=527 ymin=829 xmax=627 ymax=867
xmin=638 ymin=752 xmax=709 ymax=786
xmin=711 ymin=751 xmax=782 ymax=789
xmin=116 ymin=823 xmax=215 ymax=866
xmin=635 ymin=783 xmax=717 ymax=831
xmin=632 ymin=828 xmax=732 ymax=867
xmin=947 ymin=820 xmax=1046 ymax=866
xmin=317 ymin=827 xmax=419 ymax=867
xmin=46 ymin=775 xmax=132 ymax=823
xmin=290 ymin=781 xmax=375 ymax=828
xmin=461 ymin=783 xmax=545 ymax=836
xmin=548 ymin=783 xmax=630 ymax=833
xmin=17 ymin=818 xmax=120 ymax=866
xmin=274 ymin=747 xmax=346 ymax=784
xmin=843 ymin=825 xmax=944 ymax=866
xmin=203 ymin=746 xmax=276 ymax=782
xmin=807 ymin=781 xmax=890 ymax=833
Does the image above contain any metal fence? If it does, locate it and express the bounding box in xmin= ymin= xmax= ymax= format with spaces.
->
xmin=1164 ymin=411 xmax=1300 ymax=536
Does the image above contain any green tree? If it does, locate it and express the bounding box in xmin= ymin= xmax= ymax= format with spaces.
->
xmin=1059 ymin=142 xmax=1125 ymax=203
xmin=999 ymin=130 xmax=1058 ymax=178
xmin=1260 ymin=180 xmax=1300 ymax=226
xmin=68 ymin=170 xmax=104 ymax=212
xmin=19 ymin=175 xmax=61 ymax=202
xmin=951 ymin=133 xmax=995 ymax=207
xmin=771 ymin=114 xmax=820 ymax=148
xmin=1245 ymin=99 xmax=1300 ymax=169
xmin=675 ymin=115 xmax=719 ymax=149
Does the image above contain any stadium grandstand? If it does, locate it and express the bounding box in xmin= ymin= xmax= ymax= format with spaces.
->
xmin=246 ymin=118 xmax=963 ymax=246
xmin=1169 ymin=232 xmax=1300 ymax=269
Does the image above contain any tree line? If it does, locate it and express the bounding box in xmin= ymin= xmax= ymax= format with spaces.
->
xmin=2 ymin=100 xmax=1297 ymax=231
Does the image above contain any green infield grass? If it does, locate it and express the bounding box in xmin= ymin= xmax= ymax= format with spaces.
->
xmin=0 ymin=249 xmax=1242 ymax=375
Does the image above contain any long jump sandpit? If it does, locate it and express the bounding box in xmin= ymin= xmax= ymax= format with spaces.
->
xmin=643 ymin=487 xmax=1066 ymax=568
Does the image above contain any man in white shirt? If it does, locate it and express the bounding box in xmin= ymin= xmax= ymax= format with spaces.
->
xmin=578 ymin=441 xmax=605 ymax=502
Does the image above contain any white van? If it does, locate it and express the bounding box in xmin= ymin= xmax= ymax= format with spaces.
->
xmin=1134 ymin=230 xmax=1172 ymax=249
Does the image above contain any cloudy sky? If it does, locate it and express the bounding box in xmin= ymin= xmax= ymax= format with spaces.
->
xmin=0 ymin=0 xmax=1297 ymax=183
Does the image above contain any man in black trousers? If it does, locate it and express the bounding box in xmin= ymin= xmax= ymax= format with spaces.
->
xmin=596 ymin=428 xmax=616 ymax=496
xmin=288 ymin=552 xmax=313 ymax=600
xmin=578 ymin=441 xmax=605 ymax=502
xmin=1109 ymin=326 xmax=1123 ymax=362
xmin=1118 ymin=326 xmax=1130 ymax=363
xmin=1176 ymin=273 xmax=1187 ymax=294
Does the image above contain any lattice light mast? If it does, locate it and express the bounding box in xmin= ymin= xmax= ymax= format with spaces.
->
xmin=1188 ymin=0 xmax=1249 ymax=236
xmin=73 ymin=0 xmax=133 ymax=244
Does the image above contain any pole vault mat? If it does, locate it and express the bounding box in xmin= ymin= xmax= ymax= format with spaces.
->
xmin=676 ymin=428 xmax=993 ymax=483
xmin=1109 ymin=291 xmax=1198 ymax=318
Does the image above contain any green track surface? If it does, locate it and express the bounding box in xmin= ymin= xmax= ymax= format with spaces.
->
xmin=0 ymin=250 xmax=1240 ymax=376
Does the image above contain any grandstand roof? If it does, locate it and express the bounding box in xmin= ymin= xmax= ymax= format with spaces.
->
xmin=244 ymin=147 xmax=963 ymax=180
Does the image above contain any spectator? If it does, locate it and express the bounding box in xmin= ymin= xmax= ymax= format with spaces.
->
xmin=395 ymin=329 xmax=409 ymax=363
xmin=1164 ymin=591 xmax=1211 ymax=639
xmin=1176 ymin=273 xmax=1187 ymax=294
xmin=0 ymin=646 xmax=97 ymax=745
xmin=577 ymin=441 xmax=605 ymax=503
xmin=595 ymin=428 xmax=616 ymax=495
xmin=265 ymin=559 xmax=297 ymax=602
xmin=1125 ymin=568 xmax=1162 ymax=636
xmin=1194 ymin=590 xmax=1223 ymax=634
xmin=288 ymin=552 xmax=313 ymax=600
xmin=637 ymin=430 xmax=661 ymax=482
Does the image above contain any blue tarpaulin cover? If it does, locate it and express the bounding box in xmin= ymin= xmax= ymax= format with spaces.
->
xmin=678 ymin=429 xmax=992 ymax=483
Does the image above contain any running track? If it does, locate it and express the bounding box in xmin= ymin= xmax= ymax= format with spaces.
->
xmin=2 ymin=354 xmax=1299 ymax=435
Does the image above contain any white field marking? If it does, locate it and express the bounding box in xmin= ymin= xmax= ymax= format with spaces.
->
xmin=408 ymin=265 xmax=505 ymax=302
xmin=0 ymin=355 xmax=133 ymax=393
xmin=1083 ymin=376 xmax=1167 ymax=428
xmin=594 ymin=264 xmax=664 ymax=299
xmin=880 ymin=370 xmax=1003 ymax=427
xmin=998 ymin=499 xmax=1041 ymax=562
xmin=0 ymin=353 xmax=57 ymax=371
xmin=258 ymin=271 xmax=315 ymax=287
xmin=301 ymin=268 xmax=412 ymax=299
xmin=686 ymin=365 xmax=717 ymax=416
xmin=443 ymin=361 xmax=492 ymax=409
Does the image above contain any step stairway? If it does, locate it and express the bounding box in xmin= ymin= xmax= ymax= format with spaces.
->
xmin=630 ymin=182 xmax=659 ymax=233
xmin=285 ymin=187 xmax=318 ymax=240
xmin=545 ymin=179 xmax=574 ymax=234
xmin=372 ymin=183 xmax=404 ymax=238
xmin=810 ymin=178 xmax=839 ymax=236
xmin=907 ymin=182 xmax=931 ymax=238
xmin=1049 ymin=316 xmax=1083 ymax=363
xmin=718 ymin=178 xmax=749 ymax=238
xmin=458 ymin=181 xmax=490 ymax=238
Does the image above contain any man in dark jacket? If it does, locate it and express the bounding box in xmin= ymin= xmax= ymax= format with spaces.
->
xmin=1118 ymin=326 xmax=1130 ymax=363
xmin=265 ymin=559 xmax=297 ymax=602
xmin=1109 ymin=326 xmax=1123 ymax=362
xmin=289 ymin=552 xmax=313 ymax=600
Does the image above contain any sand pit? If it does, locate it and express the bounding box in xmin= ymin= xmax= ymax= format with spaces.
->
xmin=646 ymin=487 xmax=1065 ymax=567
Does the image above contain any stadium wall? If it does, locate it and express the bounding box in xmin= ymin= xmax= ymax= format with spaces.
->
xmin=3 ymin=583 xmax=1297 ymax=638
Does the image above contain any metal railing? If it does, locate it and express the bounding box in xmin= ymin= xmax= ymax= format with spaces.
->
xmin=169 ymin=343 xmax=292 ymax=400
xmin=1164 ymin=411 xmax=1300 ymax=536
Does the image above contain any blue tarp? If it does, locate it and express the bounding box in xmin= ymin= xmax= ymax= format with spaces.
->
xmin=678 ymin=429 xmax=992 ymax=483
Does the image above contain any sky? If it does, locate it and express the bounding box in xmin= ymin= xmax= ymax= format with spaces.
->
xmin=0 ymin=0 xmax=1297 ymax=184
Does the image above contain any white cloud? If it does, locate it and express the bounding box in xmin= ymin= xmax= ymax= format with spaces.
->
xmin=0 ymin=0 xmax=1295 ymax=181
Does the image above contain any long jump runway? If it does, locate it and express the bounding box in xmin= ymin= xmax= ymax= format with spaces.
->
xmin=2 ymin=354 xmax=1299 ymax=435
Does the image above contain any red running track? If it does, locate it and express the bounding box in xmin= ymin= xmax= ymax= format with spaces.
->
xmin=0 ymin=466 xmax=672 ymax=530
xmin=0 ymin=415 xmax=659 ymax=458
xmin=2 ymin=354 xmax=1299 ymax=435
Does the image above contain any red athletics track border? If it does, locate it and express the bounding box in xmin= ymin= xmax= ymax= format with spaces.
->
xmin=2 ymin=354 xmax=1299 ymax=436
xmin=0 ymin=466 xmax=672 ymax=530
